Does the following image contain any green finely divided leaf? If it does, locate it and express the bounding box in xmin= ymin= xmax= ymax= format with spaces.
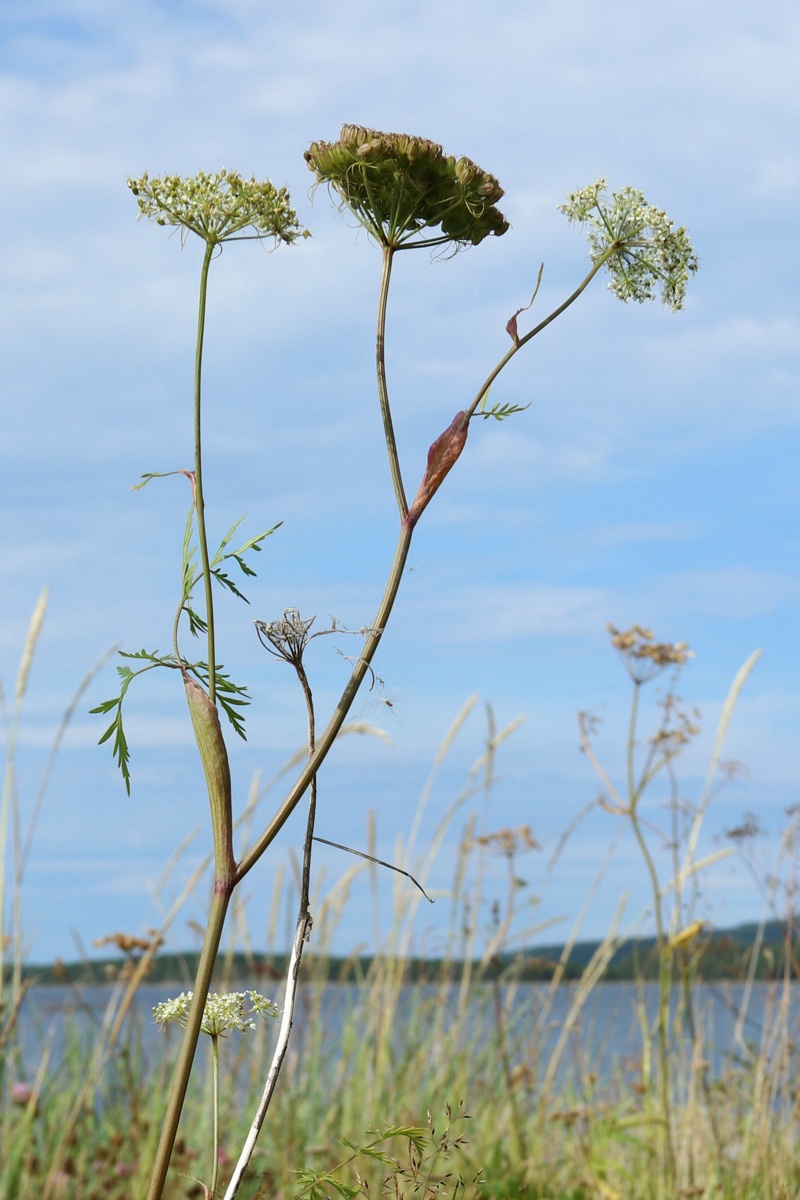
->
xmin=211 ymin=513 xmax=248 ymax=564
xmin=211 ymin=567 xmax=249 ymax=602
xmin=479 ymin=401 xmax=531 ymax=421
xmin=182 ymin=508 xmax=198 ymax=602
xmin=90 ymin=649 xmax=179 ymax=793
xmin=131 ymin=471 xmax=168 ymax=491
xmin=91 ymin=516 xmax=278 ymax=789
xmin=211 ymin=517 xmax=281 ymax=567
xmin=91 ymin=655 xmax=251 ymax=790
xmin=91 ymin=703 xmax=131 ymax=794
xmin=231 ymin=553 xmax=256 ymax=577
xmin=186 ymin=605 xmax=207 ymax=637
xmin=182 ymin=519 xmax=282 ymax=613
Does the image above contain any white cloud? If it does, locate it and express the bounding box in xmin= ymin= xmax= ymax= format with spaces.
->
xmin=411 ymin=581 xmax=613 ymax=643
xmin=649 ymin=567 xmax=800 ymax=620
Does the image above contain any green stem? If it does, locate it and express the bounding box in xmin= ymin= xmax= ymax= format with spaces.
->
xmin=376 ymin=246 xmax=407 ymax=518
xmin=145 ymin=885 xmax=231 ymax=1200
xmin=625 ymin=681 xmax=675 ymax=1184
xmin=195 ymin=240 xmax=217 ymax=703
xmin=223 ymin=661 xmax=319 ymax=1199
xmin=211 ymin=1033 xmax=220 ymax=1198
xmin=236 ymin=520 xmax=413 ymax=882
xmin=236 ymin=254 xmax=620 ymax=885
xmin=627 ymin=680 xmax=640 ymax=813
xmin=465 ymin=248 xmax=616 ymax=421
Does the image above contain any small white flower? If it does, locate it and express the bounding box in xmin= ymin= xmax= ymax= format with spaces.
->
xmin=559 ymin=179 xmax=698 ymax=311
xmin=154 ymin=989 xmax=279 ymax=1037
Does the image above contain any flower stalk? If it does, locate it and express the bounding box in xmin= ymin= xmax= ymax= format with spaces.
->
xmin=377 ymin=246 xmax=407 ymax=517
xmin=194 ymin=241 xmax=217 ymax=701
xmin=115 ymin=143 xmax=699 ymax=1199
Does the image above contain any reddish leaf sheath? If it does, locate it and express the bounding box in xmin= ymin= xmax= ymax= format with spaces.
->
xmin=405 ymin=410 xmax=469 ymax=529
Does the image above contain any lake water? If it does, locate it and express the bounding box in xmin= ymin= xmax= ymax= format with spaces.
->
xmin=16 ymin=977 xmax=799 ymax=1089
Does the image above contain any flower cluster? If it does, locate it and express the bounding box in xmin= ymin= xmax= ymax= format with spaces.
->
xmin=559 ymin=179 xmax=698 ymax=310
xmin=153 ymin=989 xmax=279 ymax=1037
xmin=255 ymin=608 xmax=316 ymax=665
xmin=304 ymin=125 xmax=509 ymax=249
xmin=128 ymin=169 xmax=307 ymax=247
xmin=607 ymin=623 xmax=693 ymax=683
xmin=468 ymin=824 xmax=540 ymax=858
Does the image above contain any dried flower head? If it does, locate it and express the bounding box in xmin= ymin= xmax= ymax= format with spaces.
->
xmin=255 ymin=608 xmax=317 ymax=664
xmin=304 ymin=125 xmax=509 ymax=249
xmin=127 ymin=169 xmax=307 ymax=247
xmin=559 ymin=179 xmax=698 ymax=311
xmin=607 ymin=623 xmax=693 ymax=683
xmin=725 ymin=811 xmax=763 ymax=842
xmin=468 ymin=824 xmax=540 ymax=858
xmin=93 ymin=928 xmax=164 ymax=956
xmin=153 ymin=989 xmax=279 ymax=1037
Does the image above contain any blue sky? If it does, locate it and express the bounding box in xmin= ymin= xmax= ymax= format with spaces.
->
xmin=1 ymin=0 xmax=798 ymax=965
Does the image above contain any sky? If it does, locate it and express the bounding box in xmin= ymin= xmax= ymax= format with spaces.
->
xmin=1 ymin=0 xmax=798 ymax=967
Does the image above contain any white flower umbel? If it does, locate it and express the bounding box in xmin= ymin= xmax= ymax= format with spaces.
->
xmin=154 ymin=990 xmax=278 ymax=1196
xmin=154 ymin=989 xmax=279 ymax=1036
xmin=559 ymin=179 xmax=698 ymax=311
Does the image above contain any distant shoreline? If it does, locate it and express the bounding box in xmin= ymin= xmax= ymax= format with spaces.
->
xmin=16 ymin=918 xmax=796 ymax=987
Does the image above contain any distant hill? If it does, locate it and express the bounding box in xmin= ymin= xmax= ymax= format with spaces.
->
xmin=16 ymin=919 xmax=798 ymax=987
xmin=523 ymin=919 xmax=796 ymax=981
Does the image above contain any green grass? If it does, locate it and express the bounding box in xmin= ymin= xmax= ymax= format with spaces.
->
xmin=4 ymin=617 xmax=799 ymax=1199
xmin=4 ymin=947 xmax=800 ymax=1199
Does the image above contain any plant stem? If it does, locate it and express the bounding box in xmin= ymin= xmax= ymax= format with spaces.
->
xmin=211 ymin=1033 xmax=220 ymax=1198
xmin=194 ymin=240 xmax=217 ymax=702
xmin=625 ymin=681 xmax=675 ymax=1186
xmin=147 ymin=231 xmax=622 ymax=1200
xmin=465 ymin=249 xmax=615 ymax=421
xmin=224 ymin=661 xmax=318 ymax=1198
xmin=627 ymin=680 xmax=640 ymax=813
xmin=236 ymin=519 xmax=413 ymax=881
xmin=146 ymin=884 xmax=231 ymax=1200
xmin=376 ymin=246 xmax=407 ymax=518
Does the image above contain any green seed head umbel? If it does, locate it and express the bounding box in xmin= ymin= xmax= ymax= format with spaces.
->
xmin=304 ymin=125 xmax=509 ymax=249
xmin=127 ymin=168 xmax=307 ymax=247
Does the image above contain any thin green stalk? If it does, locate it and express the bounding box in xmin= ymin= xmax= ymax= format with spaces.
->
xmin=146 ymin=885 xmax=231 ymax=1200
xmin=236 ymin=257 xmax=617 ymax=884
xmin=0 ymin=590 xmax=47 ymax=1009
xmin=211 ymin=1033 xmax=221 ymax=1197
xmin=627 ymin=680 xmax=641 ymax=812
xmin=465 ymin=248 xmax=616 ymax=421
xmin=194 ymin=240 xmax=217 ymax=702
xmin=236 ymin=520 xmax=413 ymax=882
xmin=376 ymin=245 xmax=407 ymax=518
xmin=148 ymin=232 xmax=624 ymax=1200
xmin=625 ymin=681 xmax=675 ymax=1186
xmin=223 ymin=657 xmax=319 ymax=1199
xmin=145 ymin=244 xmax=230 ymax=1200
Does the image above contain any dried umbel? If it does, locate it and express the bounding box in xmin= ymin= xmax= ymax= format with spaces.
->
xmin=304 ymin=125 xmax=509 ymax=249
xmin=127 ymin=169 xmax=307 ymax=247
xmin=468 ymin=824 xmax=541 ymax=857
xmin=93 ymin=929 xmax=164 ymax=956
xmin=607 ymin=622 xmax=693 ymax=683
xmin=254 ymin=608 xmax=316 ymax=665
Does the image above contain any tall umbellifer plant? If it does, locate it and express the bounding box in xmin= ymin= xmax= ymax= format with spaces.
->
xmin=92 ymin=128 xmax=698 ymax=1199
